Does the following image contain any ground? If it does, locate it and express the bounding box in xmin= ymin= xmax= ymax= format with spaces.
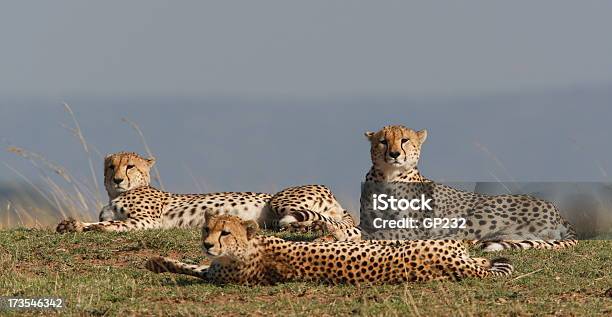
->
xmin=0 ymin=229 xmax=610 ymax=316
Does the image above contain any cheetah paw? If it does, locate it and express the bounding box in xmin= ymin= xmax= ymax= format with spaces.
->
xmin=56 ymin=218 xmax=84 ymax=233
xmin=308 ymin=220 xmax=330 ymax=234
xmin=284 ymin=220 xmax=329 ymax=235
xmin=83 ymin=223 xmax=107 ymax=232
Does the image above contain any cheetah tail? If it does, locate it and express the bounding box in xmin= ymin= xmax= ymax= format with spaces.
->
xmin=145 ymin=256 xmax=208 ymax=279
xmin=487 ymin=257 xmax=514 ymax=277
xmin=479 ymin=239 xmax=578 ymax=252
xmin=469 ymin=256 xmax=513 ymax=277
xmin=278 ymin=210 xmax=355 ymax=230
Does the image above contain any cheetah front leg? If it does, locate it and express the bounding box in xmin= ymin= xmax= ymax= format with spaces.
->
xmin=55 ymin=204 xmax=119 ymax=233
xmin=98 ymin=204 xmax=123 ymax=221
xmin=281 ymin=219 xmax=330 ymax=234
xmin=56 ymin=217 xmax=160 ymax=233
xmin=145 ymin=256 xmax=209 ymax=280
xmin=316 ymin=224 xmax=363 ymax=242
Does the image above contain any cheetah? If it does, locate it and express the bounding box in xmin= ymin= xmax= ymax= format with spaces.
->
xmin=56 ymin=152 xmax=354 ymax=233
xmin=271 ymin=184 xmax=356 ymax=232
xmin=321 ymin=125 xmax=577 ymax=251
xmin=145 ymin=214 xmax=513 ymax=285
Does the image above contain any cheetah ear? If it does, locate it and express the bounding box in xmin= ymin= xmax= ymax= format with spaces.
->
xmin=417 ymin=129 xmax=427 ymax=143
xmin=364 ymin=131 xmax=375 ymax=141
xmin=242 ymin=220 xmax=259 ymax=240
xmin=145 ymin=157 xmax=156 ymax=167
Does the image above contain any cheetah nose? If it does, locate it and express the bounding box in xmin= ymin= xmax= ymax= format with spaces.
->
xmin=113 ymin=178 xmax=124 ymax=185
xmin=389 ymin=151 xmax=400 ymax=159
xmin=203 ymin=242 xmax=214 ymax=250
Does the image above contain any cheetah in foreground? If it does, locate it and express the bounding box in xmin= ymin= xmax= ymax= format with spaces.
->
xmin=318 ymin=125 xmax=577 ymax=251
xmin=56 ymin=152 xmax=354 ymax=233
xmin=145 ymin=214 xmax=513 ymax=285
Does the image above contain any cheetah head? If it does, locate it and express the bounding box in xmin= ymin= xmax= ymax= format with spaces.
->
xmin=202 ymin=214 xmax=259 ymax=258
xmin=104 ymin=152 xmax=155 ymax=199
xmin=365 ymin=125 xmax=427 ymax=170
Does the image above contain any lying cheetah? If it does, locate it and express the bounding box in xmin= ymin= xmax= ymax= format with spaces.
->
xmin=56 ymin=152 xmax=353 ymax=233
xmin=319 ymin=125 xmax=577 ymax=251
xmin=271 ymin=184 xmax=355 ymax=231
xmin=145 ymin=214 xmax=513 ymax=285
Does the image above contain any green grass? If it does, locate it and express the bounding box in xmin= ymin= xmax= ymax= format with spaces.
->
xmin=0 ymin=229 xmax=610 ymax=316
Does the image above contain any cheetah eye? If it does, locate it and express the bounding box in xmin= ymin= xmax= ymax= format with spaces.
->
xmin=380 ymin=140 xmax=388 ymax=145
xmin=126 ymin=164 xmax=135 ymax=169
xmin=220 ymin=230 xmax=230 ymax=236
xmin=401 ymin=138 xmax=409 ymax=143
xmin=108 ymin=165 xmax=115 ymax=170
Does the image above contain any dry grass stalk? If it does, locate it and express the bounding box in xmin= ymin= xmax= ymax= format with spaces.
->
xmin=121 ymin=117 xmax=165 ymax=190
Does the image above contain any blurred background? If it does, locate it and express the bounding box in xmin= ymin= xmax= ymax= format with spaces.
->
xmin=0 ymin=1 xmax=611 ymax=233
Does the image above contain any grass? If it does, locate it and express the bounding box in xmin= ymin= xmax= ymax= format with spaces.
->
xmin=0 ymin=229 xmax=610 ymax=316
xmin=2 ymin=105 xmax=611 ymax=315
xmin=2 ymin=103 xmax=167 ymax=230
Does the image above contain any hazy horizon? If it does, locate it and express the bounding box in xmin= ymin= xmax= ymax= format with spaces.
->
xmin=2 ymin=1 xmax=612 ymax=217
xmin=2 ymin=84 xmax=612 ymax=206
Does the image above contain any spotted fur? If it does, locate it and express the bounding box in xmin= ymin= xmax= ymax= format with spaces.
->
xmin=145 ymin=215 xmax=513 ymax=285
xmin=273 ymin=185 xmax=356 ymax=230
xmin=327 ymin=125 xmax=577 ymax=251
xmin=57 ymin=152 xmax=353 ymax=233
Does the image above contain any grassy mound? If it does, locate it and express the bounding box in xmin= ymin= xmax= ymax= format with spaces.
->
xmin=0 ymin=229 xmax=610 ymax=316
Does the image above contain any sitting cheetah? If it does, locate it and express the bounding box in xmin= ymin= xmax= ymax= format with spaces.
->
xmin=56 ymin=152 xmax=354 ymax=233
xmin=145 ymin=214 xmax=513 ymax=285
xmin=320 ymin=125 xmax=577 ymax=251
